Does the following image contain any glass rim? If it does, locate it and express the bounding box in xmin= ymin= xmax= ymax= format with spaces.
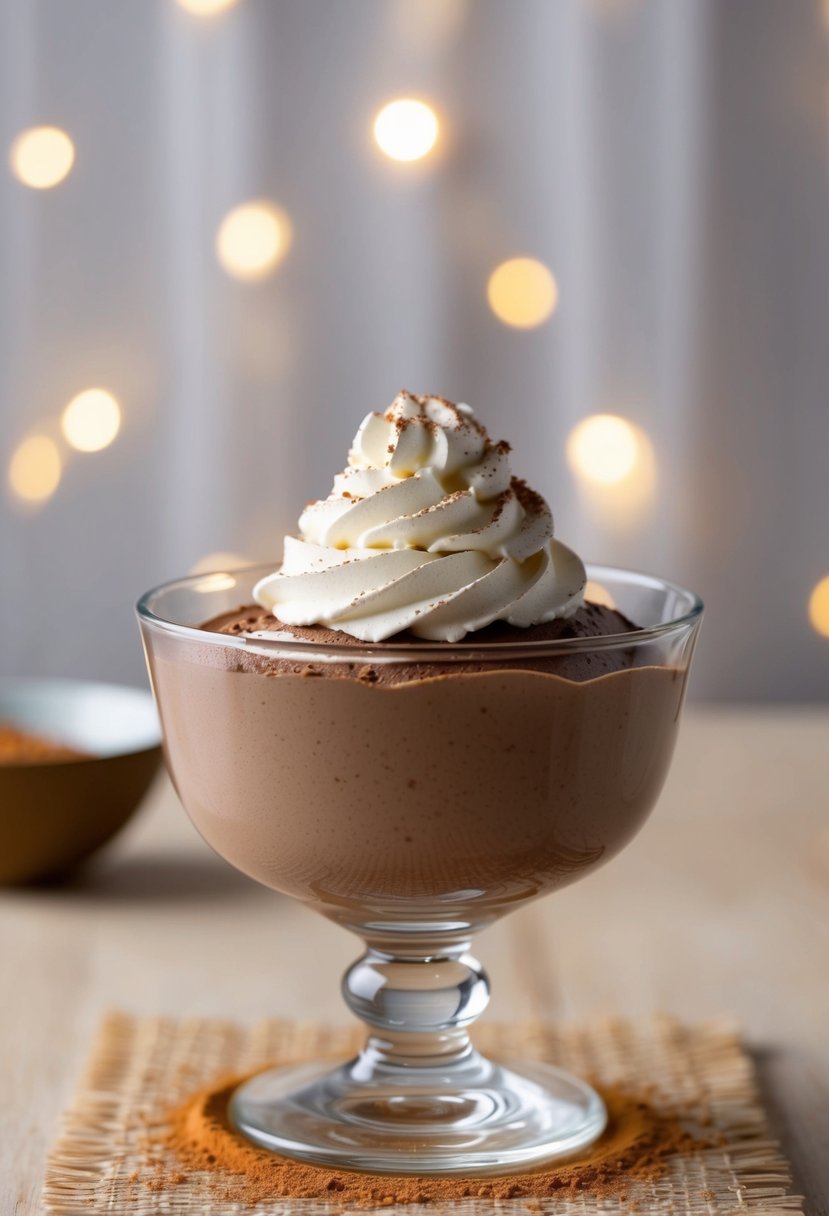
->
xmin=136 ymin=562 xmax=703 ymax=663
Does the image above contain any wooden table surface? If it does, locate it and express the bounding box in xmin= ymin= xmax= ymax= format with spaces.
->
xmin=3 ymin=706 xmax=827 ymax=1216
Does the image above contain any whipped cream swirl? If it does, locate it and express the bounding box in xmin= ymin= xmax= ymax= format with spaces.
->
xmin=253 ymin=391 xmax=586 ymax=642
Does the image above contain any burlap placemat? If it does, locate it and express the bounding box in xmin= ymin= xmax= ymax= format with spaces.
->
xmin=42 ymin=1012 xmax=801 ymax=1214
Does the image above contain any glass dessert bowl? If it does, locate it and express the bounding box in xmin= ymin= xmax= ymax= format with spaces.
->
xmin=137 ymin=561 xmax=702 ymax=1175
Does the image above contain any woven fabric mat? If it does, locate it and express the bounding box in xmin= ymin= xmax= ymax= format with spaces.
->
xmin=42 ymin=1012 xmax=801 ymax=1215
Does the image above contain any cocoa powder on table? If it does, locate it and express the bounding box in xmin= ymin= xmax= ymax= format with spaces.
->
xmin=145 ymin=1070 xmax=708 ymax=1207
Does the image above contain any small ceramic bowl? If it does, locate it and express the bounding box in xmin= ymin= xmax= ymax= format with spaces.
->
xmin=0 ymin=678 xmax=162 ymax=885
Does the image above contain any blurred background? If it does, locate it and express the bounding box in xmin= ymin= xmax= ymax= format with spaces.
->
xmin=0 ymin=0 xmax=827 ymax=701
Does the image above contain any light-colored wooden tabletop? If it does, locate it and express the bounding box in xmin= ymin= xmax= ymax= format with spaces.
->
xmin=2 ymin=706 xmax=827 ymax=1216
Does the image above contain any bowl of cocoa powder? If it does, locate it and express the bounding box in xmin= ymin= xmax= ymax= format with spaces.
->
xmin=0 ymin=678 xmax=161 ymax=884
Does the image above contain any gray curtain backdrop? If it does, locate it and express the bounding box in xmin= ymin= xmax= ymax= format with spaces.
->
xmin=1 ymin=0 xmax=827 ymax=700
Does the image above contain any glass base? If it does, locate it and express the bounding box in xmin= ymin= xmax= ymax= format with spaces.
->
xmin=229 ymin=1049 xmax=607 ymax=1175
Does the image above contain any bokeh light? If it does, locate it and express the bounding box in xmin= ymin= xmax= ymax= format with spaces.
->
xmin=8 ymin=435 xmax=62 ymax=503
xmin=216 ymin=201 xmax=292 ymax=281
xmin=176 ymin=0 xmax=241 ymax=14
xmin=584 ymin=580 xmax=617 ymax=610
xmin=808 ymin=576 xmax=829 ymax=638
xmin=61 ymin=389 xmax=121 ymax=452
xmin=566 ymin=414 xmax=644 ymax=486
xmin=190 ymin=552 xmax=252 ymax=593
xmin=9 ymin=126 xmax=75 ymax=189
xmin=566 ymin=414 xmax=657 ymax=527
xmin=373 ymin=99 xmax=439 ymax=162
xmin=487 ymin=258 xmax=558 ymax=329
xmin=190 ymin=551 xmax=251 ymax=575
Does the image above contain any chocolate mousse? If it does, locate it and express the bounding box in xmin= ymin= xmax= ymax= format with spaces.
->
xmin=201 ymin=599 xmax=641 ymax=683
xmin=144 ymin=392 xmax=690 ymax=930
xmin=139 ymin=389 xmax=701 ymax=1175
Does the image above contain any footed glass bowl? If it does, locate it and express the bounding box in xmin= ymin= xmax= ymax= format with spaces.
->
xmin=138 ymin=564 xmax=701 ymax=1175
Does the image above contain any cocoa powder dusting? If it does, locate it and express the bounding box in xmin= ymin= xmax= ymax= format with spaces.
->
xmin=146 ymin=1072 xmax=708 ymax=1206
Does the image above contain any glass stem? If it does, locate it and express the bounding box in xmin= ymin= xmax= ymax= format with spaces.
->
xmin=342 ymin=942 xmax=490 ymax=1073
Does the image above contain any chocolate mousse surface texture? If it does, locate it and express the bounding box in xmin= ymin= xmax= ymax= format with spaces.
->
xmin=200 ymin=601 xmax=642 ymax=684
